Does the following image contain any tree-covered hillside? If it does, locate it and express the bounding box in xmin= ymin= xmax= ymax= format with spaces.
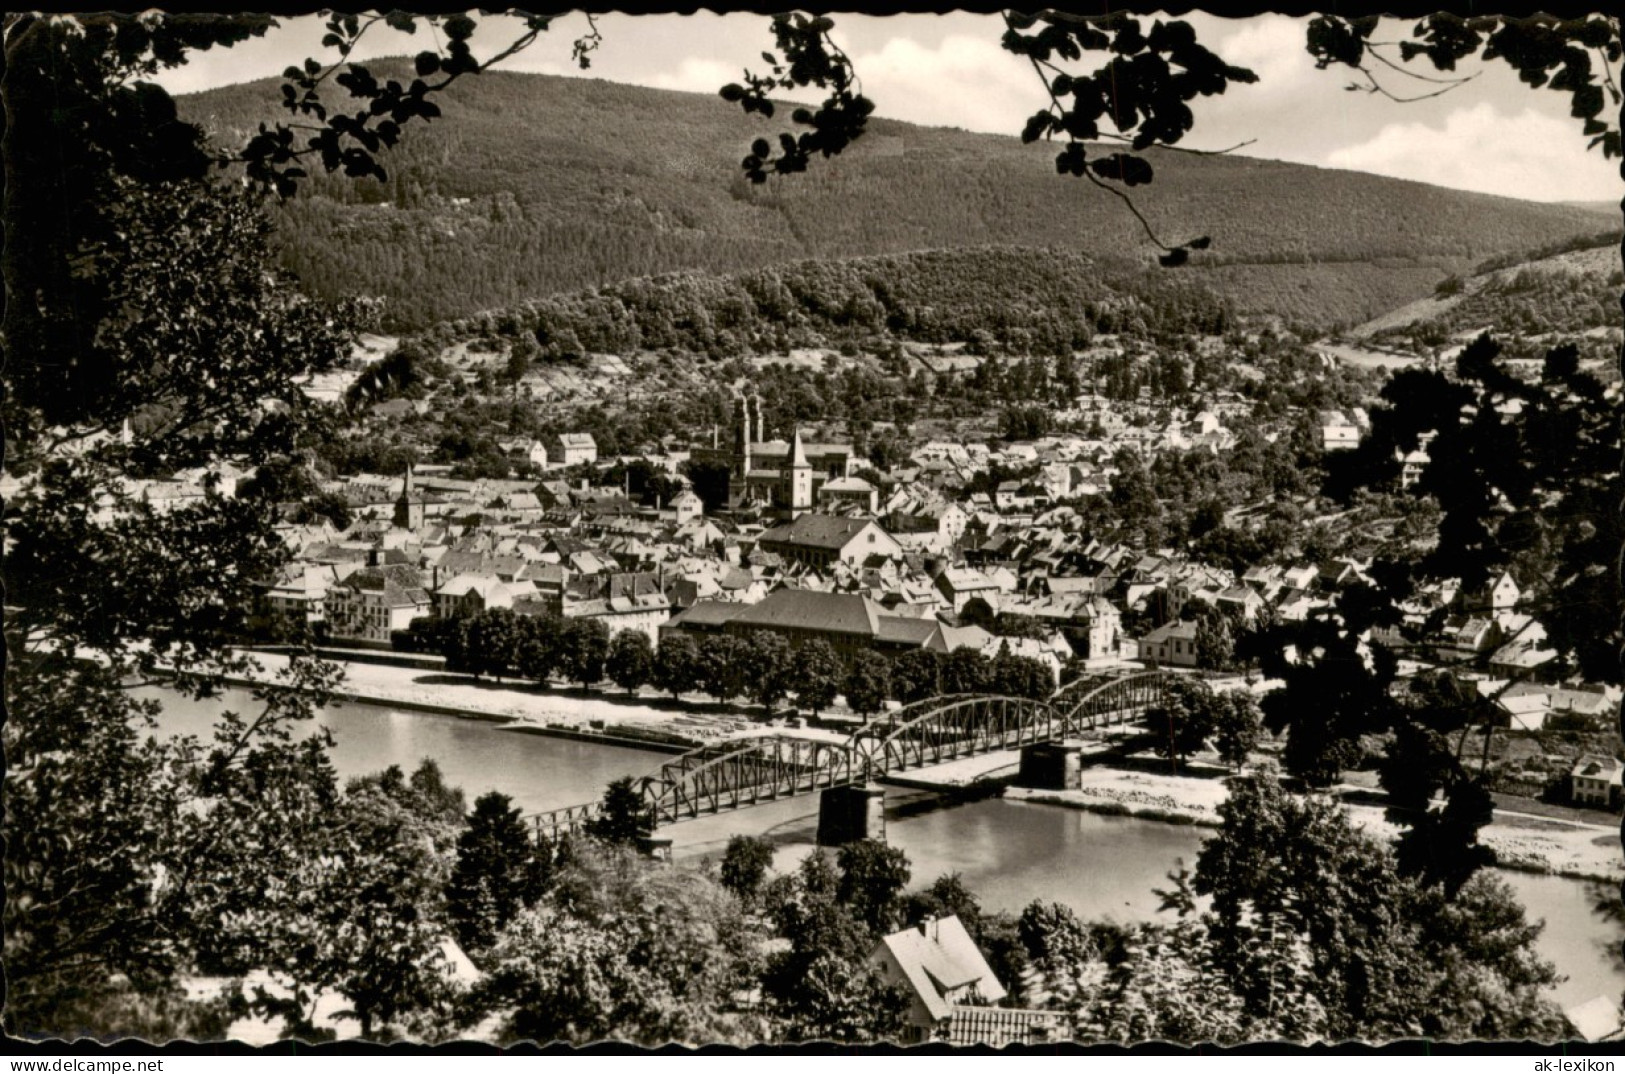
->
xmin=425 ymin=245 xmax=1234 ymax=358
xmin=1351 ymin=243 xmax=1623 ymax=359
xmin=179 ymin=60 xmax=1618 ymax=332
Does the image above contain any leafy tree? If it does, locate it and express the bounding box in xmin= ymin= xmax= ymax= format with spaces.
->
xmin=477 ymin=841 xmax=767 ymax=1046
xmin=940 ymin=647 xmax=991 ymax=695
xmin=1 ymin=39 xmax=376 ymax=1028
xmin=1251 ymin=613 xmax=1393 ymax=787
xmin=1192 ymin=770 xmax=1565 ymax=1041
xmin=719 ymin=835 xmax=777 ymax=905
xmin=987 ymin=648 xmax=1054 ymax=700
xmin=557 ymin=618 xmax=610 ymax=688
xmin=890 ymin=648 xmax=943 ymax=704
xmin=238 ymin=455 xmax=322 ymax=505
xmin=605 ymin=629 xmax=654 ymax=694
xmin=1210 ymin=690 xmax=1264 ymax=771
xmin=759 ymin=850 xmax=910 ymax=1044
xmin=303 ymin=770 xmax=466 ymax=1039
xmin=835 ymin=840 xmax=912 ymax=937
xmin=446 ymin=792 xmax=552 ymax=957
xmin=1017 ymin=900 xmax=1093 ymax=973
xmin=513 ymin=614 xmax=561 ymax=685
xmin=742 ymin=632 xmax=793 ymax=713
xmin=900 ymin=873 xmax=985 ymax=942
xmin=1194 ymin=610 xmax=1236 ymax=672
xmin=792 ymin=639 xmax=844 ymax=715
xmin=3 ymin=664 xmax=196 ymax=1035
xmin=843 ymin=652 xmax=892 ymax=720
xmin=681 ymin=458 xmax=734 ymax=514
xmin=696 ymin=633 xmax=749 ymax=703
xmin=1146 ymin=676 xmax=1217 ymax=769
xmin=300 ymin=491 xmax=354 ymax=532
xmin=586 ymin=777 xmax=652 ymax=847
xmin=1 ymin=9 xmax=616 ymax=1042
xmin=654 ymin=632 xmax=702 ymax=700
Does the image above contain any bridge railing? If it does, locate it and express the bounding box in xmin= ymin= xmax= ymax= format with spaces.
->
xmin=531 ymin=799 xmax=605 ymax=843
xmin=849 ymin=694 xmax=1063 ymax=777
xmin=643 ymin=734 xmax=858 ymax=825
xmin=524 ymin=668 xmax=1181 ymax=837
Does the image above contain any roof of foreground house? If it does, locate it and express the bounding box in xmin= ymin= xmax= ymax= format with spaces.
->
xmin=873 ymin=915 xmax=1007 ymax=1022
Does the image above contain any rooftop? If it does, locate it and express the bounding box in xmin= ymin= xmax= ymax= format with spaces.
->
xmin=731 ymin=588 xmax=882 ymax=637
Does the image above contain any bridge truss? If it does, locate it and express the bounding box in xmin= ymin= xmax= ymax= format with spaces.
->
xmin=529 ymin=668 xmax=1181 ymax=839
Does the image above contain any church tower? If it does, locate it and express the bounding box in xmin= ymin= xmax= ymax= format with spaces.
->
xmin=733 ymin=394 xmax=752 ymax=478
xmin=394 ymin=463 xmax=424 ymax=531
xmin=788 ymin=427 xmax=813 ymax=517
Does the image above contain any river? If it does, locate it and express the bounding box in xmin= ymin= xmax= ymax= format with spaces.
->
xmin=139 ymin=685 xmax=1624 ymax=1014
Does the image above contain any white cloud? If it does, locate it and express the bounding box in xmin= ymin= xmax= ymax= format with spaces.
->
xmin=1327 ymin=102 xmax=1623 ymax=202
xmin=843 ymin=33 xmax=1038 ymax=135
xmin=646 ymin=57 xmax=739 ymax=96
xmin=1194 ymin=13 xmax=1314 ymax=95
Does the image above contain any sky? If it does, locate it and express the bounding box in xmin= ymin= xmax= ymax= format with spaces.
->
xmin=154 ymin=11 xmax=1624 ymax=204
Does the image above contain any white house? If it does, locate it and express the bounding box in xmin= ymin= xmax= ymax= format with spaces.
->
xmin=935 ymin=567 xmax=1001 ymax=615
xmin=1141 ymin=618 xmax=1200 ymax=668
xmin=1320 ymin=410 xmax=1362 ymax=451
xmin=868 ymin=916 xmax=1007 ymax=1044
xmin=1571 ymin=756 xmax=1624 ymax=809
xmin=546 ymin=432 xmax=599 ymax=468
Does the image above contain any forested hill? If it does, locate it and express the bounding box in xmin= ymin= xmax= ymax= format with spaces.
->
xmin=422 ymin=245 xmax=1235 ymax=357
xmin=1349 ymin=240 xmax=1623 ymax=358
xmin=180 ymin=59 xmax=1618 ymax=332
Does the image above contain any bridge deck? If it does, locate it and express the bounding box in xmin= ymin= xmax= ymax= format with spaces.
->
xmin=529 ymin=670 xmax=1179 ymax=839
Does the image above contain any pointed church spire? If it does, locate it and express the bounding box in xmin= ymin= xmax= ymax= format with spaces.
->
xmin=395 ymin=463 xmax=422 ymax=530
xmin=790 ymin=427 xmax=809 ymax=468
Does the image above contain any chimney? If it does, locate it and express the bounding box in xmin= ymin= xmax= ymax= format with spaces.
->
xmin=368 ymin=545 xmax=380 ymax=567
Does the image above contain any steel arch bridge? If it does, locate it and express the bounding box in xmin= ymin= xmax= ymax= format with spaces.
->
xmin=529 ymin=669 xmax=1183 ymax=841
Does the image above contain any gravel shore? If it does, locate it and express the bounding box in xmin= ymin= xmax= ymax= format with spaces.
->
xmin=236 ymin=650 xmax=1625 ymax=884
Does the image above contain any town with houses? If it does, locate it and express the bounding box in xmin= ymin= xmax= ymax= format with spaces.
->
xmin=18 ymin=8 xmax=1625 ymax=1053
xmin=37 ymin=338 xmax=1617 ymax=814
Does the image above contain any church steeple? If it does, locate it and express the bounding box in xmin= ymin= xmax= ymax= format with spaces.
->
xmin=394 ymin=463 xmax=424 ymax=531
xmin=787 ymin=427 xmax=812 ymax=516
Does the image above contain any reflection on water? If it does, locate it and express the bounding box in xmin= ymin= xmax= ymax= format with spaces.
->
xmin=145 ymin=686 xmax=1623 ymax=1013
xmin=134 ymin=684 xmax=655 ymax=816
xmin=1503 ymin=871 xmax=1625 ymax=1013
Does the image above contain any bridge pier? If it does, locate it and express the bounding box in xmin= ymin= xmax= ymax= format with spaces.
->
xmin=817 ymin=783 xmax=887 ymax=846
xmin=638 ymin=835 xmax=673 ymax=863
xmin=1018 ymin=742 xmax=1083 ymax=791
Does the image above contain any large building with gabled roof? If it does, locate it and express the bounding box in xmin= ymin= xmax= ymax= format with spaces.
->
xmin=756 ymin=514 xmax=903 ymax=570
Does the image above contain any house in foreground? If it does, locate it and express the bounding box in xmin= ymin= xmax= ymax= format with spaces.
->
xmin=867 ymin=915 xmax=1064 ymax=1045
xmin=1571 ymin=756 xmax=1624 ymax=809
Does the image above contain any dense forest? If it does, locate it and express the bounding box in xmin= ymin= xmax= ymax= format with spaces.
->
xmin=177 ymin=60 xmax=1618 ymax=332
xmin=421 ymin=245 xmax=1236 ymax=359
xmin=1363 ymin=244 xmax=1624 ymax=357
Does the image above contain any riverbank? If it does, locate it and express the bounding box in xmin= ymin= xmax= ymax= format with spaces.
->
xmin=224 ymin=648 xmax=778 ymax=753
xmin=995 ymin=764 xmax=1624 ymax=884
xmin=224 ymin=649 xmax=1624 ymax=883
